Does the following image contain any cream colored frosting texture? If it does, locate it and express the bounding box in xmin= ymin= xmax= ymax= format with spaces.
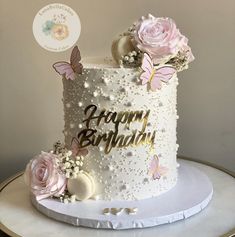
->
xmin=62 ymin=60 xmax=178 ymax=201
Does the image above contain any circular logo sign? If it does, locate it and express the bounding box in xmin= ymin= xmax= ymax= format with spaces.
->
xmin=33 ymin=3 xmax=81 ymax=52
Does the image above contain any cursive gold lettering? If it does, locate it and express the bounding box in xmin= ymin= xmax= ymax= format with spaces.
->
xmin=75 ymin=104 xmax=156 ymax=154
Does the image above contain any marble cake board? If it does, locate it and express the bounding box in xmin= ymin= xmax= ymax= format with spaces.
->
xmin=31 ymin=161 xmax=213 ymax=230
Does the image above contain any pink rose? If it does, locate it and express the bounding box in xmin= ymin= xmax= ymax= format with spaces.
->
xmin=24 ymin=152 xmax=67 ymax=201
xmin=180 ymin=42 xmax=195 ymax=63
xmin=134 ymin=14 xmax=188 ymax=64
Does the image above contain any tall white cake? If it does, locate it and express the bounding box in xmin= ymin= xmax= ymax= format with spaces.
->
xmin=62 ymin=58 xmax=178 ymax=200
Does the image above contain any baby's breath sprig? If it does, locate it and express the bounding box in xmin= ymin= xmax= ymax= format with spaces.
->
xmin=50 ymin=141 xmax=87 ymax=203
xmin=121 ymin=24 xmax=136 ymax=37
xmin=52 ymin=140 xmax=85 ymax=179
xmin=53 ymin=140 xmax=66 ymax=155
xmin=166 ymin=50 xmax=190 ymax=72
xmin=59 ymin=150 xmax=84 ymax=179
xmin=120 ymin=50 xmax=142 ymax=67
xmin=127 ymin=23 xmax=137 ymax=34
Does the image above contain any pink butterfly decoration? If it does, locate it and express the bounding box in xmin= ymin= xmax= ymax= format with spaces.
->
xmin=148 ymin=155 xmax=168 ymax=180
xmin=140 ymin=53 xmax=176 ymax=91
xmin=71 ymin=137 xmax=89 ymax=157
xmin=53 ymin=46 xmax=83 ymax=80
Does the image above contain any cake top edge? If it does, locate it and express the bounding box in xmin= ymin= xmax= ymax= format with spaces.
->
xmin=81 ymin=57 xmax=134 ymax=70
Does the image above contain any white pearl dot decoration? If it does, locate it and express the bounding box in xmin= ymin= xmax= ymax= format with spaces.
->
xmin=66 ymin=103 xmax=71 ymax=108
xmin=84 ymin=82 xmax=89 ymax=88
xmin=93 ymin=91 xmax=98 ymax=97
xmin=108 ymin=165 xmax=114 ymax=171
xmin=99 ymin=146 xmax=104 ymax=151
xmin=109 ymin=95 xmax=114 ymax=101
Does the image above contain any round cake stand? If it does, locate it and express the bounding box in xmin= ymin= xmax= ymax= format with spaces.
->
xmin=31 ymin=161 xmax=213 ymax=229
xmin=1 ymin=159 xmax=235 ymax=237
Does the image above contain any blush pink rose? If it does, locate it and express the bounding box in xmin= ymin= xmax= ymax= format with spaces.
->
xmin=180 ymin=40 xmax=195 ymax=63
xmin=24 ymin=152 xmax=67 ymax=201
xmin=134 ymin=14 xmax=189 ymax=64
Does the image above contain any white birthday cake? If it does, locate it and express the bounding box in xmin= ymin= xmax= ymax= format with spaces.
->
xmin=24 ymin=14 xmax=194 ymax=216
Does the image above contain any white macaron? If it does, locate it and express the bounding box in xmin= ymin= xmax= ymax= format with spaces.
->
xmin=67 ymin=171 xmax=95 ymax=201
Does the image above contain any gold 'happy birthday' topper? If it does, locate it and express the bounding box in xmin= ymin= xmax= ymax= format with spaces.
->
xmin=73 ymin=104 xmax=156 ymax=154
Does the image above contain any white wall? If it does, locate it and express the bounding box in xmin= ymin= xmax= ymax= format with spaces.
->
xmin=0 ymin=0 xmax=235 ymax=181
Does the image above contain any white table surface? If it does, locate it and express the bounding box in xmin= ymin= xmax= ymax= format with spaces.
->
xmin=0 ymin=159 xmax=235 ymax=237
